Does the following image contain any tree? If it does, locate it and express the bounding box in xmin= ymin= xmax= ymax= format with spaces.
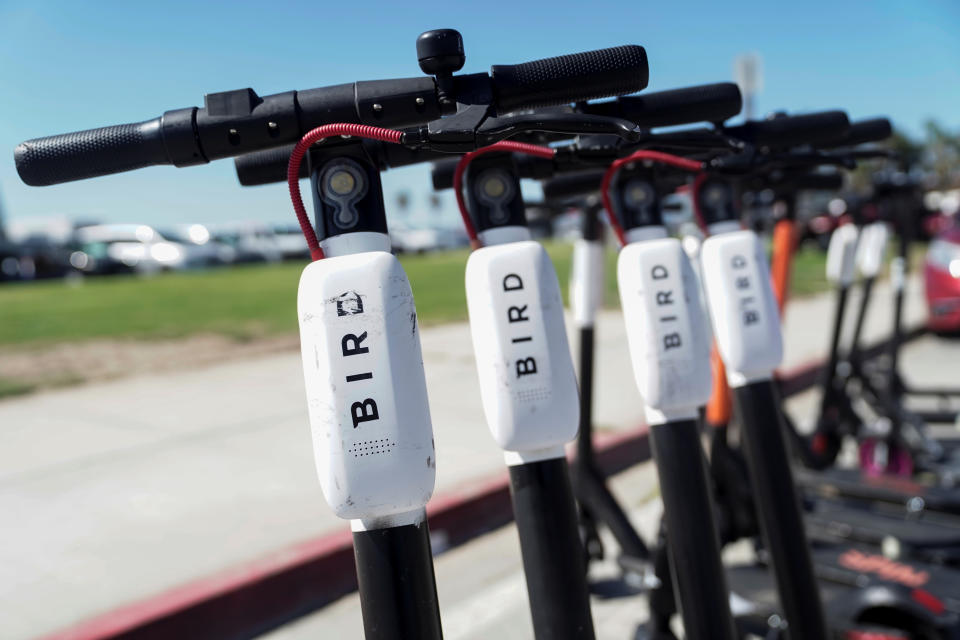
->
xmin=923 ymin=120 xmax=960 ymax=189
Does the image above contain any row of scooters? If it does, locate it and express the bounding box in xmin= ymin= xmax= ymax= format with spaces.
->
xmin=15 ymin=29 xmax=960 ymax=640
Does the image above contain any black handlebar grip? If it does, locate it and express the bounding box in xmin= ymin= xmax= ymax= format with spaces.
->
xmin=491 ymin=45 xmax=648 ymax=112
xmin=15 ymin=118 xmax=172 ymax=186
xmin=845 ymin=118 xmax=892 ymax=146
xmin=725 ymin=110 xmax=850 ymax=149
xmin=542 ymin=170 xmax=605 ymax=201
xmin=586 ymin=83 xmax=742 ymax=128
xmin=431 ymin=158 xmax=460 ymax=191
xmin=619 ymin=82 xmax=742 ymax=127
xmin=821 ymin=117 xmax=892 ymax=148
xmin=235 ymin=145 xmax=302 ymax=186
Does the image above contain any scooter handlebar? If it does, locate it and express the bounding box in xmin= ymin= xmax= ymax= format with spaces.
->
xmin=492 ymin=45 xmax=648 ymax=111
xmin=15 ymin=117 xmax=176 ymax=187
xmin=584 ymin=83 xmax=742 ymax=128
xmin=724 ymin=110 xmax=851 ymax=149
xmin=235 ymin=141 xmax=453 ymax=186
xmin=541 ymin=169 xmax=606 ymax=201
xmin=821 ymin=117 xmax=892 ymax=148
xmin=16 ymin=44 xmax=647 ymax=187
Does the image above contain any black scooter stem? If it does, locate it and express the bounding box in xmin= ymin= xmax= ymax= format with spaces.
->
xmin=733 ymin=379 xmax=829 ymax=639
xmin=573 ymin=326 xmax=650 ymax=561
xmin=353 ymin=524 xmax=443 ymax=640
xmin=650 ymin=419 xmax=738 ymax=640
xmin=509 ymin=458 xmax=596 ymax=640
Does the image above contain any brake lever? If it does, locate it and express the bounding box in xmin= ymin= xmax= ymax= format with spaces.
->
xmin=475 ymin=112 xmax=641 ymax=145
xmin=400 ymin=109 xmax=641 ymax=152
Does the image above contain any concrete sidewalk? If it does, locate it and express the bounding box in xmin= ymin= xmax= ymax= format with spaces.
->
xmin=0 ymin=276 xmax=929 ymax=638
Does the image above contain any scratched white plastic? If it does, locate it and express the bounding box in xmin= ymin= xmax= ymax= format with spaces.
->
xmin=465 ymin=240 xmax=580 ymax=454
xmin=570 ymin=239 xmax=605 ymax=328
xmin=700 ymin=230 xmax=783 ymax=386
xmin=617 ymin=237 xmax=711 ymax=421
xmin=856 ymin=222 xmax=890 ymax=279
xmin=826 ymin=223 xmax=860 ymax=286
xmin=297 ymin=251 xmax=435 ymax=521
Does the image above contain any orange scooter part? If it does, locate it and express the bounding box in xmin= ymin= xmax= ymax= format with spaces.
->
xmin=704 ymin=219 xmax=797 ymax=427
xmin=705 ymin=345 xmax=733 ymax=426
xmin=770 ymin=219 xmax=797 ymax=313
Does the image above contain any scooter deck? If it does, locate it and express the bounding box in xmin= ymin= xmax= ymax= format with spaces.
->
xmin=795 ymin=467 xmax=960 ymax=516
xmin=726 ymin=544 xmax=960 ymax=638
xmin=806 ymin=499 xmax=960 ymax=566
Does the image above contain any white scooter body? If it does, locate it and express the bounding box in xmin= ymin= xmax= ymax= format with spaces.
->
xmin=700 ymin=229 xmax=783 ymax=386
xmin=297 ymin=250 xmax=435 ymax=521
xmin=466 ymin=236 xmax=580 ymax=458
xmin=570 ymin=238 xmax=605 ymax=329
xmin=826 ymin=222 xmax=860 ymax=286
xmin=618 ymin=236 xmax=712 ymax=421
xmin=856 ymin=221 xmax=889 ymax=279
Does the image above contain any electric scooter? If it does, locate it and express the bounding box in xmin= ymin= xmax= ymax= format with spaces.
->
xmin=15 ymin=28 xmax=650 ymax=639
xmin=534 ymin=114 xmax=960 ymax=638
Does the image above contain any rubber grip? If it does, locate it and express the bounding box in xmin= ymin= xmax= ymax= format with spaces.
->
xmin=15 ymin=118 xmax=170 ymax=186
xmin=845 ymin=118 xmax=892 ymax=146
xmin=235 ymin=145 xmax=301 ymax=186
xmin=491 ymin=45 xmax=648 ymax=111
xmin=431 ymin=158 xmax=460 ymax=191
xmin=821 ymin=117 xmax=892 ymax=148
xmin=542 ymin=170 xmax=605 ymax=201
xmin=725 ymin=110 xmax=850 ymax=148
xmin=587 ymin=83 xmax=742 ymax=127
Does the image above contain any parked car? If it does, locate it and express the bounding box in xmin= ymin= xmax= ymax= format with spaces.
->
xmin=156 ymin=224 xmax=236 ymax=266
xmin=0 ymin=239 xmax=23 ymax=282
xmin=70 ymin=224 xmax=188 ymax=274
xmin=924 ymin=224 xmax=960 ymax=333
xmin=389 ymin=222 xmax=468 ymax=253
xmin=15 ymin=234 xmax=74 ymax=279
xmin=208 ymin=223 xmax=283 ymax=263
xmin=271 ymin=224 xmax=310 ymax=261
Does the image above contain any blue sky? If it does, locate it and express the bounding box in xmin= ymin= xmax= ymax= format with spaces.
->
xmin=1 ymin=0 xmax=958 ymax=229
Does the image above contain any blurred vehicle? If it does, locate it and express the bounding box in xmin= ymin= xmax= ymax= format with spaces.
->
xmin=1 ymin=215 xmax=75 ymax=281
xmin=924 ymin=189 xmax=960 ymax=237
xmin=69 ymin=224 xmax=188 ymax=274
xmin=924 ymin=225 xmax=960 ymax=333
xmin=800 ymin=197 xmax=851 ymax=251
xmin=271 ymin=224 xmax=311 ymax=261
xmin=0 ymin=239 xmax=24 ymax=282
xmin=389 ymin=222 xmax=468 ymax=253
xmin=15 ymin=234 xmax=74 ymax=279
xmin=208 ymin=223 xmax=282 ymax=264
xmin=156 ymin=224 xmax=236 ymax=266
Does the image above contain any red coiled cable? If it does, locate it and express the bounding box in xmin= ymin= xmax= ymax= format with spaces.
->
xmin=451 ymin=141 xmax=556 ymax=249
xmin=599 ymin=150 xmax=703 ymax=247
xmin=690 ymin=172 xmax=709 ymax=233
xmin=287 ymin=124 xmax=404 ymax=261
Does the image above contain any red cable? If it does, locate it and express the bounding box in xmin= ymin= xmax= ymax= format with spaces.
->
xmin=451 ymin=141 xmax=556 ymax=249
xmin=599 ymin=150 xmax=703 ymax=247
xmin=287 ymin=124 xmax=403 ymax=261
xmin=691 ymin=172 xmax=709 ymax=233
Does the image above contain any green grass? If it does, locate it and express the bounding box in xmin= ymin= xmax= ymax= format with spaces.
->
xmin=0 ymin=240 xmax=832 ymax=348
xmin=0 ymin=376 xmax=37 ymax=399
xmin=0 ymin=243 xmax=578 ymax=347
xmin=787 ymin=245 xmax=831 ymax=297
